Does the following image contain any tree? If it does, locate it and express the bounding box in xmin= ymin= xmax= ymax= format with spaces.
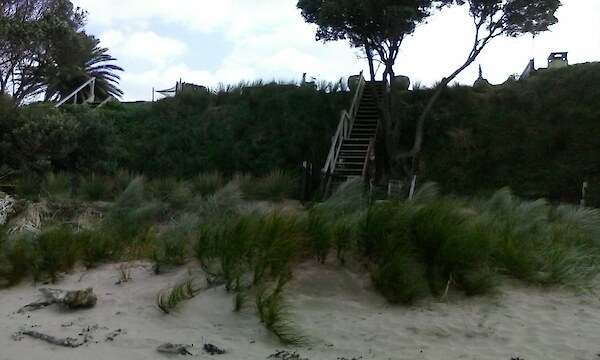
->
xmin=298 ymin=0 xmax=561 ymax=184
xmin=406 ymin=0 xmax=561 ymax=173
xmin=0 ymin=0 xmax=85 ymax=104
xmin=0 ymin=0 xmax=122 ymax=105
xmin=44 ymin=35 xmax=124 ymax=102
xmin=298 ymin=0 xmax=453 ymax=182
xmin=297 ymin=0 xmax=452 ymax=83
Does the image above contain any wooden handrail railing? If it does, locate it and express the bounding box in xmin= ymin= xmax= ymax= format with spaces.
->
xmin=361 ymin=137 xmax=374 ymax=182
xmin=322 ymin=71 xmax=365 ymax=175
xmin=55 ymin=77 xmax=96 ymax=108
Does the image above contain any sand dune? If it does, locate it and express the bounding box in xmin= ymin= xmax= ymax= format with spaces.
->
xmin=2 ymin=259 xmax=599 ymax=359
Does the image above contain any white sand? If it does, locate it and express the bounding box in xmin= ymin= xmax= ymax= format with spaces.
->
xmin=2 ymin=259 xmax=600 ymax=360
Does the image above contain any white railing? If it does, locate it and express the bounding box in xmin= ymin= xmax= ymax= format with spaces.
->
xmin=55 ymin=77 xmax=96 ymax=108
xmin=322 ymin=71 xmax=365 ymax=175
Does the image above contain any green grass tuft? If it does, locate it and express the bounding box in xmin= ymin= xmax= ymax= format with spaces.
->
xmin=156 ymin=278 xmax=199 ymax=313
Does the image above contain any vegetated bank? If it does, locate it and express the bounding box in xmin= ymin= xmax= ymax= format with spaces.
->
xmin=0 ymin=81 xmax=351 ymax=181
xmin=2 ymin=65 xmax=599 ymax=205
xmin=399 ymin=62 xmax=600 ymax=206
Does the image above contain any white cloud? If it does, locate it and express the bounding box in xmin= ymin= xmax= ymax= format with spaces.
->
xmin=99 ymin=30 xmax=187 ymax=67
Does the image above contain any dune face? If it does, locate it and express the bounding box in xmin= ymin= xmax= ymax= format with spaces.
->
xmin=1 ymin=260 xmax=600 ymax=360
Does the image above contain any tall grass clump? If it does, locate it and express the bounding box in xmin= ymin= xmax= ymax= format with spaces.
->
xmin=14 ymin=174 xmax=41 ymax=200
xmin=78 ymin=173 xmax=114 ymax=201
xmin=78 ymin=229 xmax=117 ymax=268
xmin=255 ymin=285 xmax=308 ymax=345
xmin=0 ymin=233 xmax=38 ymax=287
xmin=475 ymin=189 xmax=600 ymax=287
xmin=193 ymin=209 xmax=308 ymax=344
xmin=152 ymin=214 xmax=198 ymax=273
xmin=195 ymin=182 xmax=244 ymax=223
xmin=34 ymin=225 xmax=81 ymax=283
xmin=192 ymin=171 xmax=224 ymax=196
xmin=304 ymin=178 xmax=366 ymax=262
xmin=195 ymin=214 xmax=256 ymax=289
xmin=250 ymin=170 xmax=297 ymax=201
xmin=43 ymin=172 xmax=72 ymax=201
xmin=156 ymin=278 xmax=199 ymax=313
xmin=364 ymin=184 xmax=600 ymax=304
xmin=148 ymin=178 xmax=194 ymax=210
xmin=105 ymin=176 xmax=166 ymax=243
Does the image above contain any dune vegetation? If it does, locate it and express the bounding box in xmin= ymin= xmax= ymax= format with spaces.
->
xmin=1 ymin=64 xmax=600 ymax=344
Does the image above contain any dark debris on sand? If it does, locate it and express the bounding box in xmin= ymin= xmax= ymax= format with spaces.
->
xmin=203 ymin=343 xmax=226 ymax=355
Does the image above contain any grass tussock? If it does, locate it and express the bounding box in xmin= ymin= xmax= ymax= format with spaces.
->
xmin=255 ymin=285 xmax=308 ymax=346
xmin=156 ymin=278 xmax=199 ymax=313
xmin=192 ymin=171 xmax=225 ymax=196
xmin=364 ymin=185 xmax=600 ymax=303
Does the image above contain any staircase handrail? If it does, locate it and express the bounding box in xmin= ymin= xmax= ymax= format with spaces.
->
xmin=362 ymin=137 xmax=374 ymax=182
xmin=322 ymin=71 xmax=365 ymax=175
xmin=55 ymin=77 xmax=96 ymax=108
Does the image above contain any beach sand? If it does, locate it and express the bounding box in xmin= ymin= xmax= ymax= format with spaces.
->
xmin=2 ymin=259 xmax=600 ymax=360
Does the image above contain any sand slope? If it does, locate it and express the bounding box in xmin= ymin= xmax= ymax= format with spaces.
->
xmin=2 ymin=260 xmax=600 ymax=360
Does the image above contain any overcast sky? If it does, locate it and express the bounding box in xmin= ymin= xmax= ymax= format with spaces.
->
xmin=71 ymin=0 xmax=600 ymax=101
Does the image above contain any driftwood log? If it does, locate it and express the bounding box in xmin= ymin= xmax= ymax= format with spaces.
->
xmin=20 ymin=330 xmax=90 ymax=348
xmin=18 ymin=288 xmax=97 ymax=313
xmin=157 ymin=343 xmax=192 ymax=355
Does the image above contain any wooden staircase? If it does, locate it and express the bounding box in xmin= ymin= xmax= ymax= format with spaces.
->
xmin=334 ymin=82 xmax=384 ymax=178
xmin=322 ymin=73 xmax=384 ymax=195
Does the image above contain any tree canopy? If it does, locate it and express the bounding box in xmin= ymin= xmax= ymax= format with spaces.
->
xmin=409 ymin=0 xmax=561 ymax=159
xmin=0 ymin=0 xmax=123 ymax=106
xmin=297 ymin=0 xmax=453 ymax=81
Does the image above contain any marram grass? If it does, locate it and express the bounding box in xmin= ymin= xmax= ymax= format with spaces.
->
xmin=156 ymin=278 xmax=199 ymax=314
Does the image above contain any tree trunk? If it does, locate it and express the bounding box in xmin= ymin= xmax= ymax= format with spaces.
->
xmin=364 ymin=43 xmax=376 ymax=81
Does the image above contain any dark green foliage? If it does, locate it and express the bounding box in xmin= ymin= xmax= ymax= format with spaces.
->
xmin=78 ymin=230 xmax=116 ymax=267
xmin=100 ymin=83 xmax=348 ymax=178
xmin=414 ymin=62 xmax=600 ymax=207
xmin=43 ymin=172 xmax=73 ymax=201
xmin=372 ymin=249 xmax=428 ymax=304
xmin=0 ymin=234 xmax=38 ymax=287
xmin=355 ymin=185 xmax=600 ymax=303
xmin=0 ymin=105 xmax=117 ymax=175
xmin=242 ymin=171 xmax=298 ymax=201
xmin=192 ymin=171 xmax=225 ymax=196
xmin=78 ymin=173 xmax=114 ymax=201
xmin=305 ymin=209 xmax=331 ymax=263
xmin=34 ymin=225 xmax=80 ymax=283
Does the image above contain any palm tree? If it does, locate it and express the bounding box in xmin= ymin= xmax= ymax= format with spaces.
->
xmin=44 ymin=35 xmax=124 ymax=102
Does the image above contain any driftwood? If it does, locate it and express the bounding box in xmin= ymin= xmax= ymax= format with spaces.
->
xmin=20 ymin=330 xmax=89 ymax=348
xmin=157 ymin=343 xmax=192 ymax=355
xmin=18 ymin=288 xmax=97 ymax=313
